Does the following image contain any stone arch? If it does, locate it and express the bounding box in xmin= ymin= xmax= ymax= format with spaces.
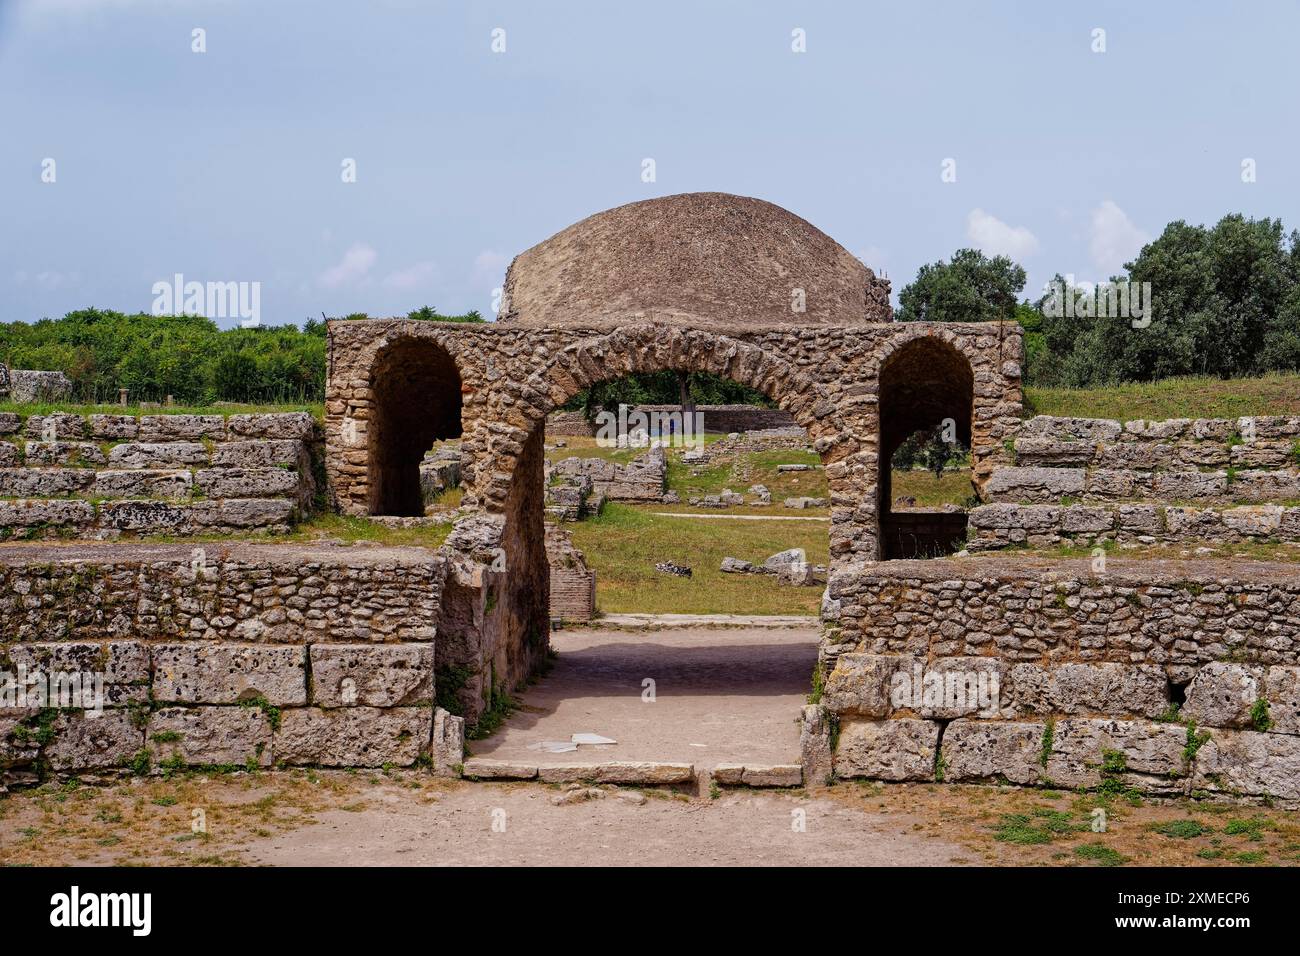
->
xmin=366 ymin=335 xmax=464 ymax=516
xmin=874 ymin=330 xmax=977 ymax=559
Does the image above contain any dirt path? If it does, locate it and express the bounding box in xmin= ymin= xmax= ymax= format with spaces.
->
xmin=245 ymin=783 xmax=964 ymax=866
xmin=470 ymin=626 xmax=819 ymax=769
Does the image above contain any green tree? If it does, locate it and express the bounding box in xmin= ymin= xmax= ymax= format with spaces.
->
xmin=897 ymin=248 xmax=1027 ymax=323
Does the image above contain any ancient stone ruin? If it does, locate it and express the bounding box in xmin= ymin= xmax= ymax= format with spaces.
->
xmin=3 ymin=192 xmax=1299 ymax=804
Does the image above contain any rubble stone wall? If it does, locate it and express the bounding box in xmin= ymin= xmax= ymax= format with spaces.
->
xmin=0 ymin=543 xmax=465 ymax=782
xmin=819 ymin=557 xmax=1300 ymax=802
xmin=973 ymin=414 xmax=1300 ymax=550
xmin=0 ymin=412 xmax=320 ymax=539
xmin=631 ymin=403 xmax=797 ymax=433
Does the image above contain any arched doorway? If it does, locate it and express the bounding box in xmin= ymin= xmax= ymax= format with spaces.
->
xmin=877 ymin=335 xmax=975 ymax=559
xmin=367 ymin=338 xmax=463 ymax=516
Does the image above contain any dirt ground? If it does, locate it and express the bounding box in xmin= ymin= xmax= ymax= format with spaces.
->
xmin=4 ymin=771 xmax=1299 ymax=867
xmin=471 ymin=626 xmax=820 ymax=769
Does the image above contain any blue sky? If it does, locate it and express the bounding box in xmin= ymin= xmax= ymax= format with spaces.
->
xmin=2 ymin=0 xmax=1297 ymax=326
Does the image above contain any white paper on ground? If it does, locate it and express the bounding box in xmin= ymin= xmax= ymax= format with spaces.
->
xmin=528 ymin=740 xmax=579 ymax=753
xmin=571 ymin=733 xmax=617 ymax=746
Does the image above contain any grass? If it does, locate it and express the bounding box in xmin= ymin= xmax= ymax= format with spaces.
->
xmin=568 ymin=503 xmax=829 ymax=614
xmin=891 ymin=469 xmax=975 ymax=507
xmin=0 ymin=400 xmax=323 ymax=419
xmin=281 ymin=513 xmax=453 ymax=548
xmin=1024 ymin=371 xmax=1300 ymax=421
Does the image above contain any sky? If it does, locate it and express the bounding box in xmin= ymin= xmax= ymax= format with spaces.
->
xmin=2 ymin=0 xmax=1297 ymax=327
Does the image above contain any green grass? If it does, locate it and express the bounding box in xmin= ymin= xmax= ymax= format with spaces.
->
xmin=1024 ymin=371 xmax=1300 ymax=421
xmin=0 ymin=400 xmax=323 ymax=419
xmin=568 ymin=503 xmax=829 ymax=615
xmin=281 ymin=513 xmax=452 ymax=548
xmin=890 ymin=469 xmax=975 ymax=507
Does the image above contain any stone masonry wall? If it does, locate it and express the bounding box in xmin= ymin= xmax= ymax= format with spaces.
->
xmin=0 ymin=543 xmax=463 ymax=784
xmin=0 ymin=411 xmax=319 ymax=539
xmin=973 ymin=414 xmax=1300 ymax=550
xmin=819 ymin=557 xmax=1300 ymax=803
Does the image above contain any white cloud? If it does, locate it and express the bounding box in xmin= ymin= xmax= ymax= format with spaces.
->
xmin=13 ymin=269 xmax=77 ymax=290
xmin=1088 ymin=200 xmax=1150 ymax=276
xmin=472 ymin=250 xmax=509 ymax=286
xmin=382 ymin=260 xmax=439 ymax=291
xmin=966 ymin=209 xmax=1040 ymax=260
xmin=318 ymin=243 xmax=377 ymax=288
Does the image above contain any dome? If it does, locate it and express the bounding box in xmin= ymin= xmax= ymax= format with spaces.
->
xmin=497 ymin=192 xmax=891 ymax=330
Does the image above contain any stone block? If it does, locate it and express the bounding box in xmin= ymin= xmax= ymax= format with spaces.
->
xmin=1153 ymin=471 xmax=1227 ymax=501
xmin=210 ymin=439 xmax=305 ymax=469
xmin=463 ymin=758 xmax=538 ymax=779
xmin=942 ymin=719 xmax=1045 ymax=785
xmin=151 ymin=643 xmax=307 ymax=706
xmin=1264 ymin=666 xmax=1300 ymax=736
xmin=1183 ymin=662 xmax=1263 ymax=729
xmin=275 ymin=706 xmax=431 ymax=767
xmin=0 ymin=441 xmax=18 ymax=466
xmin=147 ymin=706 xmax=272 ymax=768
xmin=25 ymin=413 xmax=86 ymax=440
xmin=834 ymin=718 xmax=939 ymax=781
xmin=194 ymin=468 xmax=300 ymax=499
xmin=87 ymin=414 xmax=139 ymax=440
xmin=4 ymin=641 xmax=148 ymax=707
xmin=108 ymin=441 xmax=208 ymax=468
xmin=1006 ymin=663 xmax=1168 ymax=719
xmin=1191 ymin=729 xmax=1300 ymax=800
xmin=309 ymin=643 xmax=433 ymax=707
xmin=432 ymin=707 xmax=464 ymax=776
xmin=0 ymin=413 xmax=20 ymax=435
xmin=984 ymin=466 xmax=1085 ymax=502
xmin=226 ymin=412 xmax=316 ymax=440
xmin=1044 ymin=718 xmax=1185 ymax=789
xmin=23 ymin=442 xmax=106 ymax=466
xmin=0 ymin=499 xmax=95 ymax=529
xmin=90 ymin=469 xmax=193 ymax=500
xmin=822 ymin=653 xmax=910 ymax=716
xmin=137 ymin=415 xmax=226 ymax=442
xmin=44 ymin=711 xmax=143 ymax=771
xmin=0 ymin=468 xmax=94 ymax=497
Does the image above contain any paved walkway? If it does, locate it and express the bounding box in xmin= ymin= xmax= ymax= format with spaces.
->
xmin=651 ymin=512 xmax=829 ymax=521
xmin=471 ymin=626 xmax=820 ymax=769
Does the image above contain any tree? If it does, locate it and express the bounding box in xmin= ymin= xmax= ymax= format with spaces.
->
xmin=897 ymin=248 xmax=1027 ymax=323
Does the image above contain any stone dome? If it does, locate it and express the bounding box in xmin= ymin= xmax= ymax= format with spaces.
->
xmin=497 ymin=192 xmax=891 ymax=330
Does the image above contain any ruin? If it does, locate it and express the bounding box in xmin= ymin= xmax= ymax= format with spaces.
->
xmin=4 ymin=192 xmax=1300 ymax=803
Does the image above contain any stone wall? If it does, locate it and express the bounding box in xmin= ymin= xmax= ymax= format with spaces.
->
xmin=0 ymin=412 xmax=319 ymax=539
xmin=546 ymin=525 xmax=596 ymax=622
xmin=547 ymin=446 xmax=666 ymax=503
xmin=818 ymin=557 xmax=1300 ymax=802
xmin=973 ymin=414 xmax=1300 ymax=550
xmin=0 ymin=543 xmax=466 ymax=783
xmin=631 ymin=403 xmax=797 ymax=434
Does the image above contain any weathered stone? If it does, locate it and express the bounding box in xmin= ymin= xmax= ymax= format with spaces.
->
xmin=942 ymin=719 xmax=1045 ymax=785
xmin=984 ymin=466 xmax=1085 ymax=502
xmin=25 ymin=412 xmax=86 ymax=440
xmin=276 ymin=707 xmax=431 ymax=767
xmin=309 ymin=643 xmax=433 ymax=707
xmin=1184 ymin=662 xmax=1263 ymax=729
xmin=194 ymin=468 xmax=300 ymax=499
xmin=147 ymin=706 xmax=272 ymax=768
xmin=210 ymin=439 xmax=305 ymax=469
xmin=44 ymin=711 xmax=143 ymax=771
xmin=108 ymin=441 xmax=208 ymax=469
xmin=151 ymin=643 xmax=307 ymax=706
xmin=463 ymin=758 xmax=538 ymax=780
xmin=137 ymin=414 xmax=225 ymax=442
xmin=226 ymin=411 xmax=316 ymax=440
xmin=1044 ymin=718 xmax=1185 ymax=790
xmin=87 ymin=414 xmax=139 ymax=440
xmin=4 ymin=641 xmax=148 ymax=707
xmin=432 ymin=707 xmax=464 ymax=776
xmin=90 ymin=469 xmax=192 ymax=500
xmin=1264 ymin=666 xmax=1300 ymax=736
xmin=1191 ymin=728 xmax=1300 ymax=800
xmin=0 ymin=467 xmax=94 ymax=497
xmin=834 ymin=718 xmax=939 ymax=781
xmin=822 ymin=654 xmax=910 ymax=716
xmin=1007 ymin=663 xmax=1168 ymax=719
